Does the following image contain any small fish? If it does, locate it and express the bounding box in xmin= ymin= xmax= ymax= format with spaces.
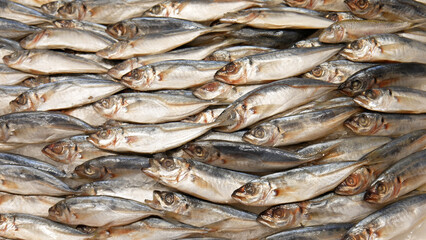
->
xmin=340 ymin=34 xmax=426 ymax=63
xmin=265 ymin=223 xmax=352 ymax=240
xmin=283 ymin=0 xmax=349 ymax=11
xmin=3 ymin=50 xmax=108 ymax=75
xmin=0 ymin=17 xmax=39 ymax=39
xmin=142 ymin=157 xmax=258 ymax=204
xmin=0 ymin=193 xmax=62 ymax=217
xmin=214 ymin=45 xmax=342 ymax=85
xmin=342 ymin=194 xmax=426 ymax=240
xmin=344 ymin=112 xmax=426 ymax=136
xmin=365 ymin=150 xmax=426 ymax=204
xmin=193 ymin=81 xmax=262 ymax=103
xmin=48 ymin=196 xmax=162 ymax=227
xmin=0 ymin=85 xmax=28 ymax=115
xmin=205 ymin=45 xmax=275 ymax=62
xmin=0 ymin=164 xmax=75 ymax=196
xmin=0 ymin=0 xmax=54 ymax=25
xmin=354 ymin=87 xmax=426 ymax=114
xmin=0 ymin=213 xmax=92 ymax=240
xmin=0 ymin=111 xmax=97 ymax=144
xmin=338 ymin=63 xmax=426 ymax=96
xmin=243 ymin=107 xmax=360 ymax=147
xmin=304 ymin=60 xmax=375 ymax=84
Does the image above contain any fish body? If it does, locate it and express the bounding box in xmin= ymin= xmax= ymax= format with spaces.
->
xmin=0 ymin=193 xmax=62 ymax=217
xmin=0 ymin=152 xmax=66 ymax=177
xmin=283 ymin=0 xmax=349 ymax=11
xmin=193 ymin=81 xmax=262 ymax=104
xmin=205 ymin=45 xmax=274 ymax=62
xmin=61 ymin=104 xmax=108 ymax=127
xmin=265 ymin=223 xmax=352 ymax=240
xmin=0 ymin=17 xmax=39 ymax=39
xmin=0 ymin=0 xmax=54 ymax=25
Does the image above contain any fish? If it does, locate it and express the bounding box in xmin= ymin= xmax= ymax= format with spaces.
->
xmin=214 ymin=45 xmax=342 ymax=85
xmin=344 ymin=112 xmax=426 ymax=136
xmin=325 ymin=11 xmax=363 ymax=21
xmin=74 ymin=155 xmax=149 ymax=180
xmin=342 ymin=194 xmax=426 ymax=240
xmin=96 ymin=218 xmax=208 ymax=240
xmin=193 ymin=81 xmax=262 ymax=104
xmin=20 ymin=28 xmax=116 ymax=52
xmin=354 ymin=87 xmax=426 ymax=114
xmin=304 ymin=60 xmax=375 ymax=84
xmin=344 ymin=0 xmax=426 ymax=22
xmin=0 ymin=0 xmax=54 ymax=25
xmin=0 ymin=63 xmax=34 ymax=85
xmin=319 ymin=20 xmax=413 ymax=43
xmin=0 ymin=213 xmax=92 ymax=240
xmin=0 ymin=193 xmax=62 ymax=217
xmin=97 ymin=26 xmax=230 ymax=59
xmin=335 ymin=129 xmax=426 ymax=195
xmin=3 ymin=50 xmax=108 ymax=75
xmin=53 ymin=19 xmax=111 ymax=38
xmin=9 ymin=0 xmax=59 ymax=8
xmin=0 ymin=85 xmax=28 ymax=115
xmin=283 ymin=0 xmax=349 ymax=11
xmin=61 ymin=104 xmax=109 ymax=127
xmin=0 ymin=164 xmax=76 ymax=196
xmin=220 ymin=8 xmax=334 ymax=29
xmin=182 ymin=107 xmax=226 ymax=124
xmin=179 ymin=140 xmax=332 ymax=172
xmin=291 ymin=37 xmax=325 ymax=48
xmin=365 ymin=150 xmax=426 ymax=204
xmin=0 ymin=17 xmax=39 ymax=39
xmin=0 ymin=111 xmax=97 ymax=144
xmin=214 ymin=78 xmax=337 ymax=132
xmin=340 ymin=34 xmax=426 ymax=63
xmin=338 ymin=63 xmax=426 ymax=96
xmin=120 ymin=60 xmax=227 ymax=91
xmin=196 ymin=130 xmax=246 ymax=143
xmin=204 ymin=45 xmax=275 ymax=62
xmin=265 ymin=223 xmax=352 ymax=240
xmin=146 ymin=190 xmax=262 ymax=231
xmin=88 ymin=122 xmax=218 ymax=154
xmin=10 ymin=78 xmax=125 ymax=112
xmin=0 ymin=37 xmax=21 ymax=64
xmin=48 ymin=196 xmax=162 ymax=227
xmin=243 ymin=107 xmax=360 ymax=146
xmin=106 ymin=17 xmax=205 ymax=40
xmin=93 ymin=92 xmax=217 ymax=124
xmin=142 ymin=157 xmax=258 ymax=204
xmin=107 ymin=39 xmax=236 ymax=79
xmin=257 ymin=193 xmax=384 ymax=228
xmin=20 ymin=73 xmax=113 ymax=88
xmin=143 ymin=0 xmax=266 ymax=22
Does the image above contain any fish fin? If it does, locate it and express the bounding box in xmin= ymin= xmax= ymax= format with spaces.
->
xmin=408 ymin=22 xmax=426 ymax=30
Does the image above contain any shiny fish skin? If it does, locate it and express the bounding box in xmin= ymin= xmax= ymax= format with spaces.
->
xmin=354 ymin=87 xmax=426 ymax=114
xmin=243 ymin=106 xmax=360 ymax=146
xmin=9 ymin=0 xmax=58 ymax=8
xmin=0 ymin=213 xmax=92 ymax=240
xmin=214 ymin=45 xmax=342 ymax=85
xmin=0 ymin=193 xmax=62 ymax=217
xmin=3 ymin=50 xmax=108 ymax=75
xmin=61 ymin=104 xmax=109 ymax=127
xmin=339 ymin=63 xmax=426 ymax=96
xmin=214 ymin=79 xmax=337 ymax=132
xmin=340 ymin=34 xmax=426 ymax=63
xmin=93 ymin=92 xmax=217 ymax=124
xmin=265 ymin=223 xmax=352 ymax=240
xmin=0 ymin=17 xmax=39 ymax=39
xmin=53 ymin=19 xmax=110 ymax=38
xmin=0 ymin=164 xmax=75 ymax=196
xmin=325 ymin=11 xmax=363 ymax=21
xmin=20 ymin=28 xmax=116 ymax=52
xmin=0 ymin=37 xmax=21 ymax=64
xmin=205 ymin=45 xmax=275 ymax=62
xmin=180 ymin=140 xmax=329 ymax=172
xmin=10 ymin=78 xmax=125 ymax=112
xmin=0 ymin=111 xmax=96 ymax=144
xmin=121 ymin=60 xmax=226 ymax=91
xmin=0 ymin=64 xmax=34 ymax=85
xmin=48 ymin=195 xmax=162 ymax=227
xmin=342 ymin=194 xmax=426 ymax=240
xmin=193 ymin=81 xmax=262 ymax=104
xmin=88 ymin=122 xmax=217 ymax=154
xmin=0 ymin=85 xmax=28 ymax=115
xmin=344 ymin=112 xmax=426 ymax=136
xmin=304 ymin=60 xmax=375 ymax=84
xmin=142 ymin=157 xmax=258 ymax=204
xmin=182 ymin=107 xmax=226 ymax=124
xmin=365 ymin=150 xmax=426 ymax=204
xmin=335 ymin=129 xmax=426 ymax=196
xmin=0 ymin=0 xmax=54 ymax=25
xmin=283 ymin=0 xmax=349 ymax=11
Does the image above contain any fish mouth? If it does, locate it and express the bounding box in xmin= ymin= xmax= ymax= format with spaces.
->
xmin=214 ymin=69 xmax=229 ymax=83
xmin=343 ymin=119 xmax=358 ymax=132
xmin=363 ymin=191 xmax=380 ymax=203
xmin=87 ymin=134 xmax=100 ymax=146
xmin=256 ymin=214 xmax=277 ymax=228
xmin=96 ymin=48 xmax=110 ymax=59
xmin=353 ymin=95 xmax=369 ymax=107
xmin=344 ymin=0 xmax=357 ymax=10
xmin=141 ymin=159 xmax=160 ymax=180
xmin=2 ymin=55 xmax=11 ymax=65
xmin=144 ymin=190 xmax=162 ymax=209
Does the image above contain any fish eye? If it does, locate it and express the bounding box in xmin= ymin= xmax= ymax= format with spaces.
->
xmin=150 ymin=5 xmax=162 ymax=14
xmin=194 ymin=146 xmax=204 ymax=157
xmin=387 ymin=89 xmax=393 ymax=96
xmin=84 ymin=166 xmax=96 ymax=175
xmin=345 ymin=176 xmax=357 ymax=187
xmin=51 ymin=144 xmax=64 ymax=154
xmin=164 ymin=193 xmax=174 ymax=205
xmin=131 ymin=70 xmax=140 ymax=79
xmin=101 ymin=99 xmax=110 ymax=108
xmin=377 ymin=182 xmax=387 ymax=194
xmin=350 ymin=40 xmax=362 ymax=50
xmin=98 ymin=130 xmax=110 ymax=139
xmin=244 ymin=183 xmax=255 ymax=195
xmin=351 ymin=80 xmax=362 ymax=90
xmin=365 ymin=90 xmax=376 ymax=99
xmin=253 ymin=128 xmax=265 ymax=139
xmin=15 ymin=95 xmax=27 ymax=105
xmin=272 ymin=208 xmax=285 ymax=218
xmin=356 ymin=0 xmax=369 ymax=9
xmin=224 ymin=63 xmax=238 ymax=74
xmin=162 ymin=159 xmax=175 ymax=169
xmin=311 ymin=66 xmax=323 ymax=77
xmin=61 ymin=3 xmax=75 ymax=14
xmin=359 ymin=115 xmax=370 ymax=127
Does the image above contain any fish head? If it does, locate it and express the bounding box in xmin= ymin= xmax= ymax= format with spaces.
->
xmin=257 ymin=203 xmax=303 ymax=228
xmin=143 ymin=157 xmax=191 ymax=184
xmin=325 ymin=13 xmax=343 ymax=22
xmin=96 ymin=41 xmax=130 ymax=59
xmin=340 ymin=37 xmax=379 ymax=62
xmin=58 ymin=2 xmax=86 ymax=20
xmin=232 ymin=179 xmax=272 ymax=206
xmin=243 ymin=124 xmax=280 ymax=147
xmin=88 ymin=128 xmax=123 ymax=149
xmin=3 ymin=51 xmax=30 ymax=67
xmin=0 ymin=121 xmax=15 ymax=142
xmin=42 ymin=139 xmax=79 ymax=163
xmin=0 ymin=214 xmax=17 ymax=232
xmin=193 ymin=81 xmax=233 ymax=101
xmin=143 ymin=3 xmax=170 ymax=18
xmin=145 ymin=190 xmax=190 ymax=214
xmin=304 ymin=64 xmax=330 ymax=82
xmin=121 ymin=66 xmax=155 ymax=90
xmin=53 ymin=19 xmax=77 ymax=28
xmin=284 ymin=0 xmax=310 ymax=8
xmin=364 ymin=178 xmax=399 ymax=203
xmin=335 ymin=167 xmax=372 ymax=195
xmin=93 ymin=95 xmax=124 ymax=118
xmin=106 ymin=22 xmax=138 ymax=40
xmin=77 ymin=183 xmax=97 ymax=195
xmin=354 ymin=89 xmax=384 ymax=109
xmin=74 ymin=162 xmax=107 ymax=180
xmin=344 ymin=112 xmax=382 ymax=135
xmin=293 ymin=38 xmax=322 ymax=48
xmin=338 ymin=71 xmax=372 ymax=96
xmin=181 ymin=142 xmax=217 ymax=163
xmin=9 ymin=92 xmax=36 ymax=112
xmin=48 ymin=200 xmax=73 ymax=223
xmin=342 ymin=227 xmax=373 ymax=240
xmin=41 ymin=1 xmax=65 ymax=15
xmin=344 ymin=0 xmax=380 ymax=19
xmin=319 ymin=24 xmax=345 ymax=43
xmin=214 ymin=58 xmax=251 ymax=85
xmin=204 ymin=50 xmax=231 ymax=61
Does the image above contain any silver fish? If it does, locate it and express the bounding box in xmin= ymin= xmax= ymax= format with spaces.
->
xmin=325 ymin=12 xmax=363 ymax=21
xmin=0 ymin=64 xmax=34 ymax=85
xmin=53 ymin=19 xmax=110 ymax=38
xmin=0 ymin=193 xmax=62 ymax=217
xmin=0 ymin=17 xmax=39 ymax=39
xmin=0 ymin=85 xmax=28 ymax=115
xmin=0 ymin=37 xmax=21 ymax=64
xmin=0 ymin=0 xmax=54 ymax=25
xmin=265 ymin=223 xmax=352 ymax=240
xmin=283 ymin=0 xmax=349 ymax=11
xmin=61 ymin=104 xmax=109 ymax=127
xmin=182 ymin=107 xmax=226 ymax=124
xmin=9 ymin=0 xmax=59 ymax=7
xmin=193 ymin=81 xmax=262 ymax=104
xmin=204 ymin=45 xmax=275 ymax=62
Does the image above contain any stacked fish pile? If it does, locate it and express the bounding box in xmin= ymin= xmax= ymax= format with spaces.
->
xmin=0 ymin=0 xmax=425 ymax=239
